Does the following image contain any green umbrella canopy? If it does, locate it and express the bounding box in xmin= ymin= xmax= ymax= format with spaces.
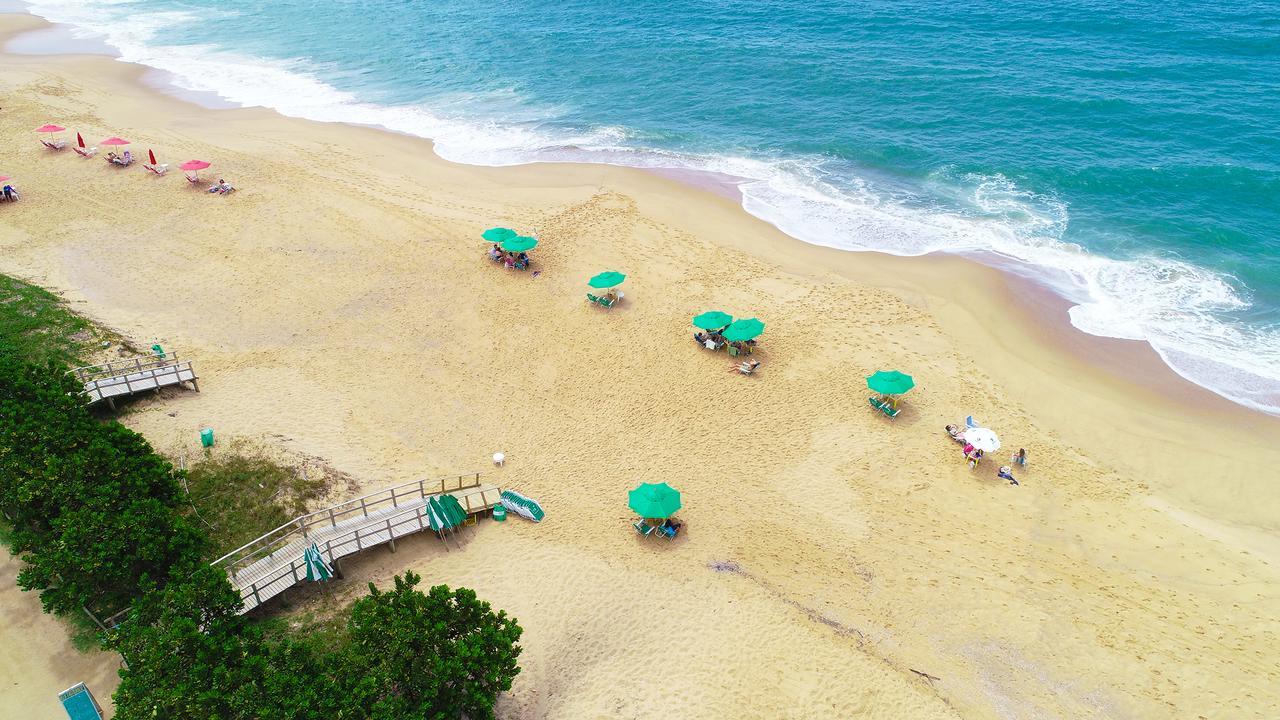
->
xmin=501 ymin=235 xmax=538 ymax=253
xmin=628 ymin=482 xmax=682 ymax=519
xmin=482 ymin=227 xmax=517 ymax=243
xmin=440 ymin=494 xmax=468 ymax=526
xmin=692 ymin=311 xmax=734 ymax=330
xmin=722 ymin=317 xmax=765 ymax=342
xmin=866 ymin=370 xmax=915 ymax=395
xmin=588 ymin=271 xmax=626 ymax=289
xmin=424 ymin=497 xmax=457 ymax=532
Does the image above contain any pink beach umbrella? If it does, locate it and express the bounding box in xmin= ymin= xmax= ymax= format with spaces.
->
xmin=0 ymin=176 xmax=9 ymax=182
xmin=179 ymin=159 xmax=211 ymax=182
xmin=101 ymin=137 xmax=131 ymax=147
xmin=36 ymin=124 xmax=66 ymax=149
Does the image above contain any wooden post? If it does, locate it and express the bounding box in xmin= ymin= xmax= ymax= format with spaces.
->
xmin=81 ymin=605 xmax=109 ymax=633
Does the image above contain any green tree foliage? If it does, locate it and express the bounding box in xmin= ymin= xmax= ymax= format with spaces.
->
xmin=110 ymin=570 xmax=523 ymax=720
xmin=0 ymin=353 xmax=205 ymax=616
xmin=347 ymin=571 xmax=523 ymax=720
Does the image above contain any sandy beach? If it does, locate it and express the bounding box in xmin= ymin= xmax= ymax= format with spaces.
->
xmin=1 ymin=12 xmax=1278 ymax=719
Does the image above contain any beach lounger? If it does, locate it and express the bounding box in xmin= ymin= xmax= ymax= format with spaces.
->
xmin=41 ymin=139 xmax=66 ymax=150
xmin=868 ymin=397 xmax=886 ymax=411
xmin=144 ymin=163 xmax=168 ymax=176
xmin=633 ymin=520 xmax=655 ymax=537
xmin=73 ymin=146 xmax=97 ymax=158
xmin=733 ymin=360 xmax=760 ymax=375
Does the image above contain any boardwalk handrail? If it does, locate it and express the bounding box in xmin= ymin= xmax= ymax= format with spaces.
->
xmin=70 ymin=353 xmax=187 ymax=384
xmin=212 ymin=473 xmax=483 ymax=579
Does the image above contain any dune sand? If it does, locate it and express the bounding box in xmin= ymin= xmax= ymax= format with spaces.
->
xmin=1 ymin=13 xmax=1278 ymax=719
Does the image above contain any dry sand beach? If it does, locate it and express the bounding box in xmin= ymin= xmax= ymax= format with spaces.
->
xmin=1 ymin=13 xmax=1278 ymax=719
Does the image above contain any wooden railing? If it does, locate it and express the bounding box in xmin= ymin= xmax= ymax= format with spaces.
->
xmin=71 ymin=353 xmax=185 ymax=384
xmin=70 ymin=353 xmax=197 ymax=404
xmin=212 ymin=473 xmax=484 ymax=581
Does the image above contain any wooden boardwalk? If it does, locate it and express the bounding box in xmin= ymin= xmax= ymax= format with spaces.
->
xmin=213 ymin=474 xmax=501 ymax=613
xmin=71 ymin=353 xmax=198 ymax=408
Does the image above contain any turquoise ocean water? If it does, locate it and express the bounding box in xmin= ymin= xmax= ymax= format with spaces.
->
xmin=18 ymin=0 xmax=1280 ymax=413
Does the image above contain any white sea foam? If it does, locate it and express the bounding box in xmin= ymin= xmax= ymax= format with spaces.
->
xmin=19 ymin=0 xmax=1280 ymax=415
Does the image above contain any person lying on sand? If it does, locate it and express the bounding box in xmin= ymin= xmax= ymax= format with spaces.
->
xmin=997 ymin=465 xmax=1019 ymax=485
xmin=946 ymin=424 xmax=966 ymax=442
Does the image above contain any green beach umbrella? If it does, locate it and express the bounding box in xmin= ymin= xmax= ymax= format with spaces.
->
xmin=692 ymin=311 xmax=734 ymax=330
xmin=302 ymin=542 xmax=333 ymax=582
xmin=501 ymin=235 xmax=538 ymax=253
xmin=628 ymin=482 xmax=682 ymax=519
xmin=588 ymin=271 xmax=626 ymax=289
xmin=440 ymin=494 xmax=468 ymax=527
xmin=424 ymin=496 xmax=457 ymax=532
xmin=482 ymin=227 xmax=517 ymax=243
xmin=866 ymin=370 xmax=915 ymax=395
xmin=722 ymin=317 xmax=765 ymax=342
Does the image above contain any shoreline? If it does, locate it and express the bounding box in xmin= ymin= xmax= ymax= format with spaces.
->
xmin=2 ymin=12 xmax=1279 ymax=719
xmin=4 ymin=8 xmax=1276 ymax=419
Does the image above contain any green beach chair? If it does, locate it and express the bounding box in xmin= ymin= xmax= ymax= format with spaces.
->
xmin=881 ymin=403 xmax=902 ymax=418
xmin=633 ymin=520 xmax=654 ymax=537
xmin=868 ymin=396 xmax=885 ymax=411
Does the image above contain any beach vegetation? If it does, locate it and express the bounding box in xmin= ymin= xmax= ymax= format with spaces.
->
xmin=184 ymin=453 xmax=331 ymax=559
xmin=109 ymin=568 xmax=522 ymax=720
xmin=0 ymin=274 xmax=118 ymax=366
xmin=0 ymin=272 xmax=524 ymax=716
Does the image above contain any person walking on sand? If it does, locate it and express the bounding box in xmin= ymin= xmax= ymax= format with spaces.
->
xmin=998 ymin=465 xmax=1019 ymax=485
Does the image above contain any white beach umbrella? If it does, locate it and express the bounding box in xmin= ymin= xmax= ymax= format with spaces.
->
xmin=964 ymin=427 xmax=1001 ymax=453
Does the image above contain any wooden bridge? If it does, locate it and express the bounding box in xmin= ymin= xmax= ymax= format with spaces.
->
xmin=71 ymin=353 xmax=198 ymax=409
xmin=212 ymin=474 xmax=502 ymax=613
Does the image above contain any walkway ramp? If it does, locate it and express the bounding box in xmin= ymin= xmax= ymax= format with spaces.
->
xmin=213 ymin=474 xmax=501 ymax=613
xmin=71 ymin=353 xmax=198 ymax=408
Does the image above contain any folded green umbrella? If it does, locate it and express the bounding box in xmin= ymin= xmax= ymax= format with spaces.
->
xmin=482 ymin=227 xmax=517 ymax=243
xmin=866 ymin=370 xmax=914 ymax=395
xmin=628 ymin=482 xmax=681 ymax=519
xmin=692 ymin=311 xmax=734 ymax=330
xmin=588 ymin=271 xmax=626 ymax=289
xmin=501 ymin=236 xmax=538 ymax=253
xmin=302 ymin=542 xmax=332 ymax=581
xmin=722 ymin=317 xmax=765 ymax=342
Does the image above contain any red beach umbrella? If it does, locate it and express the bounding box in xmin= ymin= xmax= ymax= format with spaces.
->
xmin=101 ymin=137 xmax=131 ymax=146
xmin=148 ymin=149 xmax=158 ymax=165
xmin=77 ymin=132 xmax=86 ymax=148
xmin=35 ymin=124 xmax=65 ymax=133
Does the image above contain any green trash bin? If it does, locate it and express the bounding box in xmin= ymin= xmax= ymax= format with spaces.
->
xmin=200 ymin=428 xmax=214 ymax=448
xmin=492 ymin=504 xmax=506 ymax=522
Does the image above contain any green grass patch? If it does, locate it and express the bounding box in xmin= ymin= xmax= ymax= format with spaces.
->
xmin=0 ymin=274 xmax=118 ymax=366
xmin=184 ymin=454 xmax=331 ymax=559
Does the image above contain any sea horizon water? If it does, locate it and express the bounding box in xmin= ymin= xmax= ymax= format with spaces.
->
xmin=13 ymin=0 xmax=1280 ymax=414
